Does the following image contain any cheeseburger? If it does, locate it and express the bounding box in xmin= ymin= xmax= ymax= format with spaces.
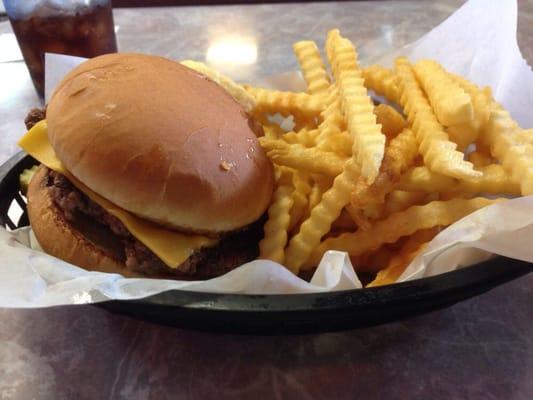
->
xmin=20 ymin=53 xmax=274 ymax=279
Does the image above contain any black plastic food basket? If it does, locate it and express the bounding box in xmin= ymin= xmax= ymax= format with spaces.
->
xmin=1 ymin=151 xmax=531 ymax=334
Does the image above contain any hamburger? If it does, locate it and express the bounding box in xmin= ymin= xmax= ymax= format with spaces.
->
xmin=21 ymin=53 xmax=274 ymax=279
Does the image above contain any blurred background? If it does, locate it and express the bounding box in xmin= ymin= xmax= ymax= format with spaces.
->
xmin=112 ymin=0 xmax=354 ymax=4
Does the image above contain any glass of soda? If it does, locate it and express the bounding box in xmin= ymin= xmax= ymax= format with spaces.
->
xmin=3 ymin=0 xmax=118 ymax=98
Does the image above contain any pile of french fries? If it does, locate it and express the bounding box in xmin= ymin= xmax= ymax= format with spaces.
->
xmin=186 ymin=29 xmax=531 ymax=287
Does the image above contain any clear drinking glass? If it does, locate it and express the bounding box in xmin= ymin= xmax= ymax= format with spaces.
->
xmin=3 ymin=0 xmax=118 ymax=97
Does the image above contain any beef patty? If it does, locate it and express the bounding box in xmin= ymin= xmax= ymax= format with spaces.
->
xmin=44 ymin=168 xmax=264 ymax=279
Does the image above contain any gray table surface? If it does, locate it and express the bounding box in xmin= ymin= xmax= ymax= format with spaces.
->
xmin=0 ymin=1 xmax=532 ymax=399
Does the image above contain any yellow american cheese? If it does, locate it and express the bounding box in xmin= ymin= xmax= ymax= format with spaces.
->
xmin=19 ymin=120 xmax=217 ymax=268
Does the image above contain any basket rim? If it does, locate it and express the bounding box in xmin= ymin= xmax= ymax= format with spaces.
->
xmin=1 ymin=152 xmax=531 ymax=321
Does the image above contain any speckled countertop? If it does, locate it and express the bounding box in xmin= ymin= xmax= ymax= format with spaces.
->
xmin=0 ymin=1 xmax=532 ymax=399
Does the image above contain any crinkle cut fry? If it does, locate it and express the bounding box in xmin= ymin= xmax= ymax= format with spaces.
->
xmin=367 ymin=228 xmax=439 ymax=287
xmin=317 ymin=103 xmax=408 ymax=157
xmin=317 ymin=34 xmax=350 ymax=151
xmin=268 ymin=147 xmax=346 ymax=177
xmin=361 ymin=65 xmax=401 ymax=105
xmin=325 ymin=28 xmax=341 ymax=62
xmin=469 ymin=151 xmax=493 ymax=168
xmin=180 ymin=60 xmax=256 ymax=112
xmin=444 ymin=72 xmax=491 ymax=150
xmin=373 ymin=104 xmax=407 ymax=139
xmin=259 ymin=137 xmax=346 ymax=177
xmin=259 ymin=168 xmax=294 ymax=264
xmin=293 ymin=115 xmax=320 ymax=132
xmin=303 ymin=197 xmax=498 ymax=269
xmin=316 ymin=87 xmax=346 ymax=148
xmin=329 ymin=34 xmax=385 ymax=184
xmin=414 ymin=59 xmax=473 ymax=127
xmin=482 ymin=105 xmax=533 ymax=195
xmin=244 ymin=85 xmax=326 ymax=118
xmin=283 ymin=128 xmax=319 ymax=147
xmin=394 ymin=57 xmax=481 ymax=180
xmin=288 ymin=172 xmax=312 ymax=232
xmin=450 ymin=74 xmax=493 ymax=133
xmin=380 ymin=128 xmax=419 ymax=178
xmin=305 ymin=182 xmax=324 ymax=220
xmin=318 ymin=104 xmax=407 ymax=156
xmin=397 ymin=165 xmax=520 ymax=195
xmin=351 ymin=128 xmax=418 ymax=208
xmin=293 ymin=40 xmax=331 ymax=96
xmin=384 ymin=191 xmax=436 ymax=215
xmin=350 ymin=189 xmax=433 ymax=233
xmin=446 ymin=123 xmax=478 ymax=151
xmin=332 ymin=208 xmax=357 ymax=231
xmin=262 ymin=124 xmax=284 ymax=139
xmin=283 ymin=30 xmax=376 ymax=273
xmin=284 ymin=159 xmax=361 ymax=272
xmin=317 ymin=130 xmax=353 ymax=157
xmin=259 ymin=136 xmax=287 ymax=151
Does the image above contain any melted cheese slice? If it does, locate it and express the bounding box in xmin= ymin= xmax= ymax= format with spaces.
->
xmin=19 ymin=120 xmax=217 ymax=268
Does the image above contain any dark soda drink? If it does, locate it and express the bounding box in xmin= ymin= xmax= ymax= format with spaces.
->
xmin=8 ymin=2 xmax=117 ymax=97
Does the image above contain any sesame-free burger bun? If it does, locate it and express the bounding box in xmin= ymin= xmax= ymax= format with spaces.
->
xmin=27 ymin=165 xmax=138 ymax=276
xmin=46 ymin=53 xmax=273 ymax=234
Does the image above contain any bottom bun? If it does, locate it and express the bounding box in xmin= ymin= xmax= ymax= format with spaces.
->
xmin=27 ymin=165 xmax=139 ymax=277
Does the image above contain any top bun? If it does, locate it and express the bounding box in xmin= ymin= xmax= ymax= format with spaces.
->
xmin=46 ymin=53 xmax=273 ymax=234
